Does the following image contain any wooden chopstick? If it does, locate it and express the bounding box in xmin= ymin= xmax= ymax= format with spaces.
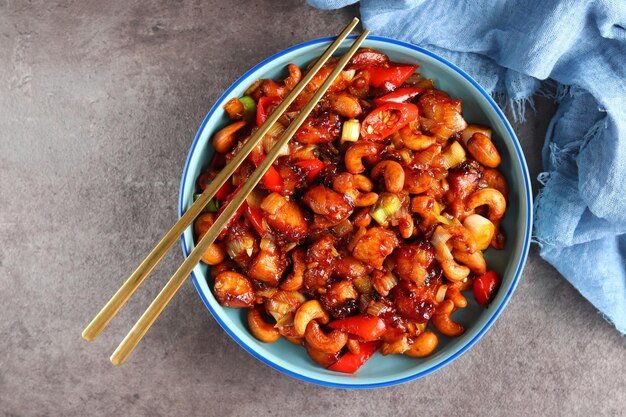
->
xmin=81 ymin=17 xmax=360 ymax=343
xmin=109 ymin=28 xmax=370 ymax=365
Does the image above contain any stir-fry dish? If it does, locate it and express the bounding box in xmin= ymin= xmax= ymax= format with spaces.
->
xmin=193 ymin=48 xmax=508 ymax=373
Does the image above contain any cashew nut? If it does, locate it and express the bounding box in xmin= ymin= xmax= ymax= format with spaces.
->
xmin=294 ymin=300 xmax=329 ymax=337
xmin=381 ymin=334 xmax=411 ymax=356
xmin=452 ymin=248 xmax=486 ymax=275
xmin=194 ymin=212 xmax=216 ymax=237
xmin=461 ymin=124 xmax=492 ymax=144
xmin=444 ymin=285 xmax=468 ymax=308
xmin=431 ymin=225 xmax=470 ymax=282
xmin=278 ymin=325 xmax=304 ymax=345
xmin=214 ymin=271 xmax=255 ymax=309
xmin=405 ymin=331 xmax=439 ymax=358
xmin=344 ymin=141 xmax=384 ymax=174
xmin=304 ymin=320 xmax=348 ymax=353
xmin=198 ymin=234 xmax=226 ymax=265
xmin=283 ymin=63 xmax=302 ymax=90
xmin=447 ymin=224 xmax=478 ymax=254
xmin=371 ymin=160 xmax=405 ymax=193
xmin=397 ymin=211 xmax=415 ymax=239
xmin=450 ymin=277 xmax=474 ymax=292
xmin=398 ymin=124 xmax=437 ymax=151
xmin=248 ymin=306 xmax=281 ymax=343
xmin=481 ymin=168 xmax=509 ymax=200
xmin=212 ymin=120 xmax=247 ymax=153
xmin=466 ymin=188 xmax=506 ymax=224
xmin=347 ymin=338 xmax=361 ymax=355
xmin=333 ymin=172 xmax=379 ymax=207
xmin=432 ymin=300 xmax=464 ymax=337
xmin=467 ymin=132 xmax=501 ymax=168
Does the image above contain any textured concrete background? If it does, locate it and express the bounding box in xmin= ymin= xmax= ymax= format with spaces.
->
xmin=1 ymin=1 xmax=624 ymax=416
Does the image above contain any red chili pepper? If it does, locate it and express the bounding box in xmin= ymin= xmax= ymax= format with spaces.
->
xmin=262 ymin=166 xmax=283 ymax=192
xmin=367 ymin=65 xmax=418 ymax=89
xmin=293 ymin=159 xmax=325 ymax=182
xmin=248 ymin=153 xmax=284 ymax=193
xmin=360 ymin=102 xmax=419 ymax=141
xmin=373 ymin=87 xmax=423 ymax=105
xmin=327 ymin=341 xmax=381 ymax=374
xmin=245 ymin=204 xmax=266 ymax=236
xmin=216 ymin=183 xmax=246 ymax=239
xmin=328 ymin=314 xmax=387 ymax=341
xmin=473 ymin=270 xmax=501 ymax=305
xmin=256 ymin=96 xmax=282 ymax=127
xmin=214 ymin=181 xmax=234 ymax=201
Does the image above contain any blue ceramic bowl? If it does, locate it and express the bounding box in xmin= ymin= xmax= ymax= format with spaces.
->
xmin=179 ymin=35 xmax=532 ymax=388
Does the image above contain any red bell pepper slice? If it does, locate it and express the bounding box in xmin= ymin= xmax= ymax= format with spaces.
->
xmin=248 ymin=153 xmax=284 ymax=193
xmin=293 ymin=159 xmax=325 ymax=182
xmin=214 ymin=181 xmax=234 ymax=201
xmin=261 ymin=165 xmax=283 ymax=192
xmin=216 ymin=183 xmax=246 ymax=239
xmin=245 ymin=204 xmax=266 ymax=236
xmin=360 ymin=102 xmax=419 ymax=141
xmin=256 ymin=96 xmax=282 ymax=127
xmin=373 ymin=87 xmax=423 ymax=105
xmin=327 ymin=341 xmax=381 ymax=374
xmin=367 ymin=65 xmax=418 ymax=89
xmin=328 ymin=314 xmax=387 ymax=341
xmin=473 ymin=270 xmax=501 ymax=305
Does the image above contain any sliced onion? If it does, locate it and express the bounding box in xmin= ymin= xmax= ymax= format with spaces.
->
xmin=260 ymin=192 xmax=286 ymax=215
xmin=262 ymin=122 xmax=288 ymax=156
xmin=441 ymin=141 xmax=466 ymax=169
xmin=347 ymin=226 xmax=367 ymax=252
xmin=463 ymin=214 xmax=495 ymax=250
xmin=460 ymin=124 xmax=492 ymax=144
xmin=435 ymin=284 xmax=448 ymax=303
xmin=260 ymin=237 xmax=278 ymax=253
xmin=246 ymin=189 xmax=267 ymax=208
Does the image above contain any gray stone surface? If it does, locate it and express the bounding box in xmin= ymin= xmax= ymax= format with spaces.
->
xmin=0 ymin=1 xmax=624 ymax=416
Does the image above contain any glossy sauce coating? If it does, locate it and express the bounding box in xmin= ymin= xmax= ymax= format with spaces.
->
xmin=195 ymin=48 xmax=508 ymax=371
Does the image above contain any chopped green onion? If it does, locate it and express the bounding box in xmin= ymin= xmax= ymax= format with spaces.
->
xmin=193 ymin=193 xmax=219 ymax=212
xmin=239 ymin=95 xmax=257 ymax=123
xmin=366 ymin=300 xmax=388 ymax=317
xmin=370 ymin=193 xmax=401 ymax=225
xmin=353 ymin=275 xmax=373 ymax=294
xmin=431 ymin=200 xmax=453 ymax=225
xmin=341 ymin=119 xmax=360 ymax=143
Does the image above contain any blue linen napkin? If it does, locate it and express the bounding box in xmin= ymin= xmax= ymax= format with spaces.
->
xmin=309 ymin=0 xmax=626 ymax=333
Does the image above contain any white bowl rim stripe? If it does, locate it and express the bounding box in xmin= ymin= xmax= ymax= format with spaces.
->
xmin=178 ymin=35 xmax=533 ymax=389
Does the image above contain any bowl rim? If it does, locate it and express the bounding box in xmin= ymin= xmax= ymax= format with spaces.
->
xmin=178 ymin=35 xmax=533 ymax=389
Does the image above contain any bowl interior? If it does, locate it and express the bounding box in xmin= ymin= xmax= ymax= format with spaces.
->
xmin=179 ymin=36 xmax=532 ymax=388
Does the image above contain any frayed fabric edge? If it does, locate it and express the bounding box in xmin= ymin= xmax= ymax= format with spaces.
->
xmin=491 ymin=92 xmax=535 ymax=123
xmin=537 ymin=80 xmax=572 ymax=103
xmin=491 ymin=80 xmax=573 ymax=123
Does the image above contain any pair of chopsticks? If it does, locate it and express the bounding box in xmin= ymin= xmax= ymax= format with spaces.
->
xmin=82 ymin=17 xmax=369 ymax=365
